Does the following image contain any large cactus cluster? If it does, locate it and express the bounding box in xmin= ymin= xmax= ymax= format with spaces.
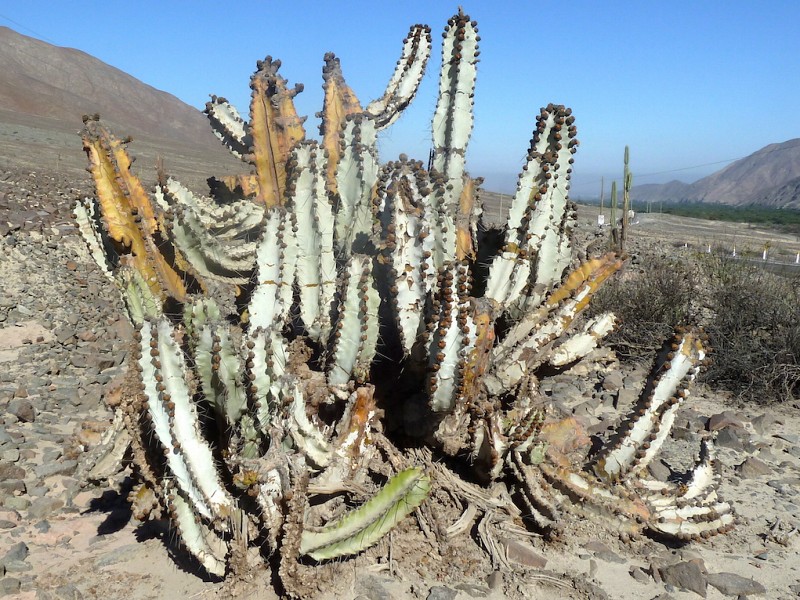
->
xmin=74 ymin=9 xmax=734 ymax=589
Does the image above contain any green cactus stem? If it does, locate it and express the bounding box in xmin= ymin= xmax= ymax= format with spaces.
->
xmin=299 ymin=467 xmax=431 ymax=561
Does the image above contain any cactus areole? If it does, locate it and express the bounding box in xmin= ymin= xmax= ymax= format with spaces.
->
xmin=75 ymin=9 xmax=733 ymax=590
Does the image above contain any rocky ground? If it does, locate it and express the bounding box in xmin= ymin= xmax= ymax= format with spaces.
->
xmin=1 ymin=163 xmax=799 ymax=599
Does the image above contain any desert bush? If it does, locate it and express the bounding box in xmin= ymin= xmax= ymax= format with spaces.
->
xmin=593 ymin=250 xmax=800 ymax=402
xmin=589 ymin=252 xmax=698 ymax=360
xmin=700 ymin=256 xmax=800 ymax=403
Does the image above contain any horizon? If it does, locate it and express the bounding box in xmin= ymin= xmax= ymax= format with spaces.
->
xmin=2 ymin=2 xmax=799 ymax=197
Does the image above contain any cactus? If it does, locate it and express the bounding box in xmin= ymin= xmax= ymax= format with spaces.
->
xmin=75 ymin=9 xmax=733 ymax=592
xmin=621 ymin=145 xmax=633 ymax=251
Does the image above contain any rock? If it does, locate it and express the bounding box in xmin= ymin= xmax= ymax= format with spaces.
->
xmin=2 ymin=560 xmax=31 ymax=573
xmin=629 ymin=566 xmax=650 ymax=583
xmin=427 ymin=586 xmax=458 ymax=600
xmin=0 ymin=462 xmax=26 ymax=480
xmin=2 ymin=495 xmax=30 ymax=511
xmin=27 ymin=496 xmax=64 ymax=520
xmin=774 ymin=432 xmax=800 ymax=445
xmin=707 ymin=411 xmax=744 ymax=431
xmin=486 ymin=571 xmax=503 ymax=590
xmin=500 ymin=538 xmax=547 ymax=568
xmin=2 ymin=541 xmax=28 ymax=563
xmin=583 ymin=540 xmax=625 ymax=564
xmin=735 ymin=457 xmax=772 ymax=479
xmin=602 ymin=371 xmax=624 ymax=391
xmin=750 ymin=413 xmax=775 ymax=436
xmin=658 ymin=561 xmax=707 ymax=597
xmin=0 ymin=578 xmax=21 ymax=596
xmin=7 ymin=399 xmax=35 ymax=423
xmin=33 ymin=459 xmax=78 ymax=479
xmin=706 ymin=572 xmax=766 ymax=596
xmin=715 ymin=428 xmax=743 ymax=451
xmin=355 ymin=575 xmax=393 ymax=600
xmin=648 ymin=459 xmax=672 ymax=482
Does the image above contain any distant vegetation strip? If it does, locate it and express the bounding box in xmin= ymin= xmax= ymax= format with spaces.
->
xmin=577 ymin=200 xmax=800 ymax=233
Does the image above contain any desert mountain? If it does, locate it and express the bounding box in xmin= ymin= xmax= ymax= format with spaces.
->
xmin=0 ymin=26 xmax=242 ymax=189
xmin=631 ymin=139 xmax=800 ymax=210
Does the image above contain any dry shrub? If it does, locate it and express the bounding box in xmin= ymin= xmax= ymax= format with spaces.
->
xmin=701 ymin=256 xmax=800 ymax=403
xmin=589 ymin=253 xmax=698 ymax=360
xmin=592 ymin=250 xmax=800 ymax=403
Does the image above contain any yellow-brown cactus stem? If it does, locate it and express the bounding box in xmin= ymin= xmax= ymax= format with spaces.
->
xmin=546 ymin=252 xmax=625 ymax=311
xmin=249 ymin=59 xmax=307 ymax=207
xmin=321 ymin=54 xmax=364 ymax=196
xmin=459 ymin=299 xmax=496 ymax=407
xmin=456 ymin=175 xmax=478 ymax=261
xmin=82 ymin=121 xmax=188 ymax=302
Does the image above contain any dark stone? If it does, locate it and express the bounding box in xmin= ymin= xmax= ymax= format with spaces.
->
xmin=0 ymin=462 xmax=26 ymax=480
xmin=2 ymin=541 xmax=28 ymax=563
xmin=648 ymin=459 xmax=672 ymax=482
xmin=427 ymin=586 xmax=458 ymax=600
xmin=735 ymin=457 xmax=772 ymax=479
xmin=0 ymin=577 xmax=21 ymax=596
xmin=707 ymin=411 xmax=744 ymax=431
xmin=500 ymin=538 xmax=547 ymax=568
xmin=659 ymin=561 xmax=707 ymax=597
xmin=7 ymin=399 xmax=35 ymax=423
xmin=706 ymin=572 xmax=766 ymax=596
xmin=355 ymin=575 xmax=393 ymax=600
xmin=715 ymin=428 xmax=743 ymax=451
xmin=33 ymin=459 xmax=78 ymax=479
xmin=629 ymin=566 xmax=650 ymax=583
xmin=26 ymin=497 xmax=64 ymax=520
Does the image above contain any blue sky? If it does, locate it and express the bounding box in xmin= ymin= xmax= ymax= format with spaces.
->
xmin=2 ymin=1 xmax=799 ymax=197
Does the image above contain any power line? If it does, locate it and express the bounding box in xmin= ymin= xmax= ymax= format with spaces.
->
xmin=0 ymin=12 xmax=56 ymax=45
xmin=596 ymin=138 xmax=800 ymax=188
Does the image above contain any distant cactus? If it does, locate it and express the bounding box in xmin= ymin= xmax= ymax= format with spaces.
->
xmin=622 ymin=145 xmax=633 ymax=251
xmin=75 ymin=9 xmax=733 ymax=593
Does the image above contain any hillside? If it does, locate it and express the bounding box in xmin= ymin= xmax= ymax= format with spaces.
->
xmin=0 ymin=26 xmax=242 ymax=190
xmin=631 ymin=138 xmax=800 ymax=209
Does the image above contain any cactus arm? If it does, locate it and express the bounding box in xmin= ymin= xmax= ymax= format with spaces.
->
xmin=245 ymin=324 xmax=289 ymax=430
xmin=157 ymin=176 xmax=265 ymax=238
xmin=456 ymin=175 xmax=481 ymax=261
xmin=485 ymin=105 xmax=578 ymax=314
xmin=248 ymin=57 xmax=307 ymax=207
xmin=153 ymin=318 xmax=235 ymax=519
xmin=82 ymin=120 xmax=189 ymax=302
xmin=287 ymin=382 xmax=332 ymax=468
xmin=288 ymin=142 xmax=332 ymax=337
xmin=195 ymin=323 xmax=248 ymax=425
xmin=365 ymin=24 xmax=432 ymax=129
xmin=487 ymin=254 xmax=624 ymax=393
xmin=205 ymin=95 xmax=250 ymax=159
xmin=299 ymin=467 xmax=431 ymax=560
xmin=426 ymin=262 xmax=476 ymax=413
xmin=374 ymin=159 xmax=431 ymax=353
xmin=73 ymin=197 xmax=116 ymax=282
xmin=155 ymin=180 xmax=259 ymax=284
xmin=320 ymin=54 xmax=364 ymax=197
xmin=327 ymin=255 xmax=380 ymax=385
xmin=248 ymin=209 xmax=293 ymax=331
xmin=548 ymin=312 xmax=617 ymax=367
xmin=166 ymin=484 xmax=228 ymax=577
xmin=137 ymin=320 xmax=213 ymax=520
xmin=429 ymin=11 xmax=479 ymax=268
xmin=593 ymin=330 xmax=706 ymax=481
xmin=333 ymin=115 xmax=380 ymax=256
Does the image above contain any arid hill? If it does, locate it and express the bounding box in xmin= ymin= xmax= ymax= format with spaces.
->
xmin=631 ymin=138 xmax=800 ymax=209
xmin=0 ymin=26 xmax=242 ymax=190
